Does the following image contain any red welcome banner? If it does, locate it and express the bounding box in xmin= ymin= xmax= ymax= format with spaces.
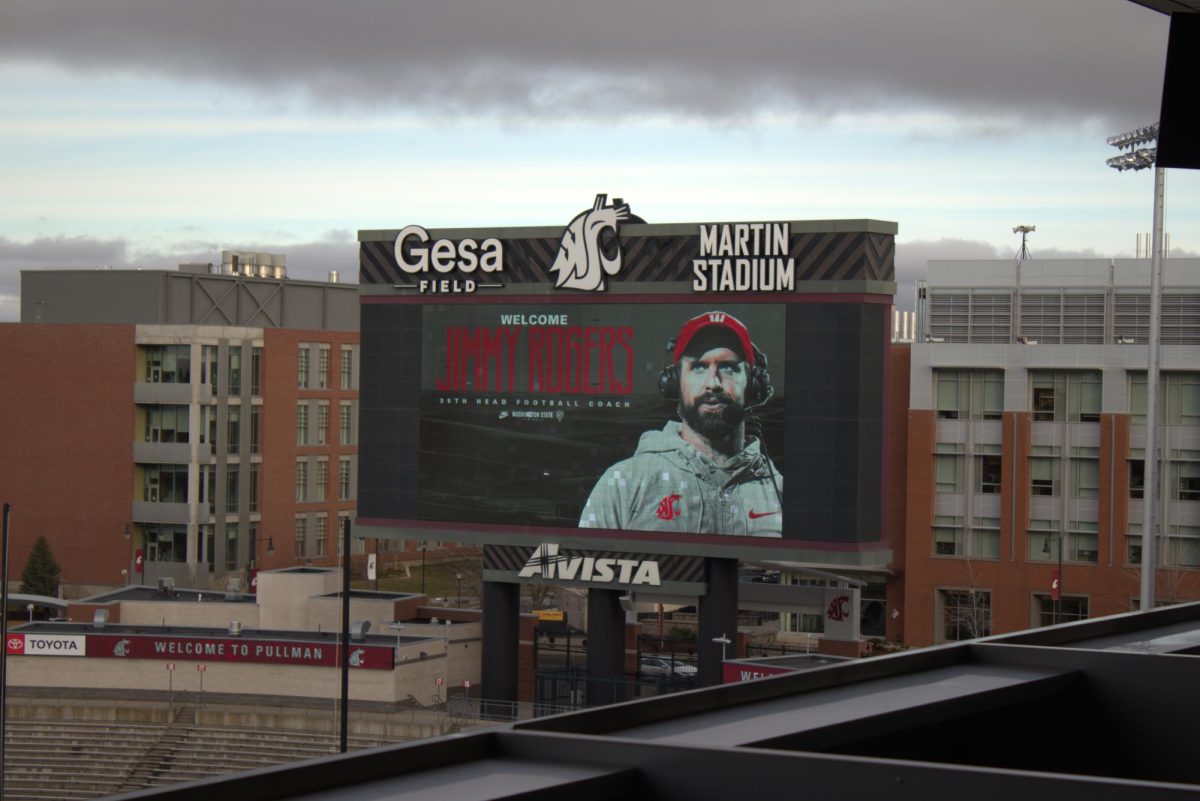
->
xmin=86 ymin=634 xmax=393 ymax=670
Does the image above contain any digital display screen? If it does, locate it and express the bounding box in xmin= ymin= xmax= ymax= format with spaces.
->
xmin=416 ymin=303 xmax=788 ymax=539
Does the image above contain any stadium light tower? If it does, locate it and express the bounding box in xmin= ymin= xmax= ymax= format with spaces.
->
xmin=1012 ymin=225 xmax=1035 ymax=263
xmin=1108 ymin=122 xmax=1163 ymax=613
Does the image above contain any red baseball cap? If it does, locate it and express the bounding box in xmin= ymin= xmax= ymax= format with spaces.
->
xmin=673 ymin=311 xmax=755 ymax=366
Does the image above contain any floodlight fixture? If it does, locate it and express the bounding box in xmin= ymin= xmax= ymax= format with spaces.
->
xmin=1107 ymin=123 xmax=1159 ymax=150
xmin=1107 ymin=149 xmax=1157 ymax=172
xmin=1012 ymin=225 xmax=1036 ymax=235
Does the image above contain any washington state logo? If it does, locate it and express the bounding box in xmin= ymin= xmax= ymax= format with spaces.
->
xmin=550 ymin=194 xmax=631 ymax=292
xmin=113 ymin=639 xmax=131 ymax=657
xmin=655 ymin=494 xmax=682 ymax=521
xmin=349 ymin=649 xmax=366 ymax=667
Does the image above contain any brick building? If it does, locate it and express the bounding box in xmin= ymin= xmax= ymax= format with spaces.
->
xmin=901 ymin=257 xmax=1200 ymax=646
xmin=0 ymin=256 xmax=360 ymax=595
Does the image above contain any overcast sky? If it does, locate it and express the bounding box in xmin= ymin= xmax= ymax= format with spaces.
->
xmin=2 ymin=0 xmax=1195 ymax=319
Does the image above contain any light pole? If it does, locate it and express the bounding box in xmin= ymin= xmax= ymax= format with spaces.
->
xmin=387 ymin=622 xmax=406 ymax=662
xmin=1043 ymin=533 xmax=1064 ymax=625
xmin=420 ymin=541 xmax=427 ymax=595
xmin=1108 ymin=122 xmax=1163 ymax=612
xmin=456 ymin=572 xmax=462 ymax=608
xmin=712 ymin=634 xmax=731 ymax=662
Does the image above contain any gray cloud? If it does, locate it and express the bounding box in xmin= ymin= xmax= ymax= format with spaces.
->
xmin=0 ymin=0 xmax=1169 ymax=127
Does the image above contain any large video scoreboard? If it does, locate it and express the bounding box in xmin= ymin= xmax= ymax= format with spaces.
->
xmin=357 ymin=197 xmax=895 ymax=576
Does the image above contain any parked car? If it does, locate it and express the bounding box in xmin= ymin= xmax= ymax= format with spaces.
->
xmin=639 ymin=656 xmax=697 ymax=677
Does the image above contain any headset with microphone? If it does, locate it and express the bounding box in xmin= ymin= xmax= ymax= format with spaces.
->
xmin=657 ymin=312 xmax=774 ymax=410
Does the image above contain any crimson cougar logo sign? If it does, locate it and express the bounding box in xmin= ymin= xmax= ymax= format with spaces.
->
xmin=550 ymin=194 xmax=631 ymax=292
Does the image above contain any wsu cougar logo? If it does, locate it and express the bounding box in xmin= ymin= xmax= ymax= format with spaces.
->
xmin=826 ymin=595 xmax=851 ymax=622
xmin=550 ymin=194 xmax=631 ymax=292
xmin=655 ymin=494 xmax=682 ymax=521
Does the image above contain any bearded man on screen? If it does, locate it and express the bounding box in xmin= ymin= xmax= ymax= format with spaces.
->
xmin=579 ymin=311 xmax=782 ymax=537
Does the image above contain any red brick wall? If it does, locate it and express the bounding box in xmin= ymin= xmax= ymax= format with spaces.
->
xmin=258 ymin=329 xmax=359 ymax=571
xmin=0 ymin=324 xmax=135 ymax=593
xmin=899 ymin=402 xmax=1190 ymax=647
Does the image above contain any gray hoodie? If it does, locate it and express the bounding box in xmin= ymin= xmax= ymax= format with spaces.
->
xmin=579 ymin=421 xmax=783 ymax=537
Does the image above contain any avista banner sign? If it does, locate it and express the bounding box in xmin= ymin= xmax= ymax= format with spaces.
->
xmin=84 ymin=634 xmax=394 ymax=670
xmin=518 ymin=543 xmax=662 ymax=587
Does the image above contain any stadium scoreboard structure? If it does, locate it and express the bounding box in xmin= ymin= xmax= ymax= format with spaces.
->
xmin=358 ymin=199 xmax=896 ymax=579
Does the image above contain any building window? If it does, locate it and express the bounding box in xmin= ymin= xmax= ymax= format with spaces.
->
xmin=341 ymin=347 xmax=354 ymax=390
xmin=200 ymin=464 xmax=215 ymax=512
xmin=971 ymin=517 xmax=1001 ymax=559
xmin=297 ymin=403 xmax=309 ymax=446
xmin=336 ymin=515 xmax=366 ymax=557
xmin=976 ymin=454 xmax=1002 ymax=494
xmin=1070 ymin=453 xmax=1099 ymax=498
xmin=144 ymin=405 xmax=190 ymax=443
xmin=227 ymin=406 xmax=241 ymax=455
xmin=249 ymin=463 xmax=260 ymax=513
xmin=1165 ymin=526 xmax=1200 ymax=567
xmin=1127 ymin=524 xmax=1143 ymax=565
xmin=1029 ymin=526 xmax=1097 ymax=564
xmin=1033 ymin=594 xmax=1089 ymax=628
xmin=250 ymin=346 xmax=262 ymax=396
xmin=935 ymin=369 xmax=1003 ymax=420
xmin=314 ymin=515 xmax=327 ymax=558
xmin=226 ymin=522 xmax=239 ymax=571
xmin=935 ymin=452 xmax=962 ymax=494
xmin=1031 ymin=371 xmax=1100 ymax=422
xmin=318 ymin=347 xmax=330 ymax=389
xmin=1028 ymin=521 xmax=1058 ymax=562
xmin=201 ymin=345 xmax=218 ymax=391
xmin=200 ymin=405 xmax=217 ymax=451
xmin=934 ymin=516 xmax=998 ymax=559
xmin=295 ymin=460 xmax=308 ymax=502
xmin=316 ymin=458 xmax=328 ymax=502
xmin=298 ymin=347 xmax=310 ymax=389
xmin=250 ymin=405 xmax=261 ymax=455
xmin=933 ymin=518 xmax=963 ymax=556
xmin=339 ymin=402 xmax=353 ymax=445
xmin=1130 ymin=459 xmax=1145 ymax=499
xmin=228 ymin=346 xmax=242 ymax=395
xmin=226 ymin=465 xmax=239 ymax=513
xmin=339 ymin=457 xmax=352 ymax=500
xmin=294 ymin=516 xmax=307 ymax=558
xmin=317 ymin=402 xmax=329 ymax=446
xmin=143 ymin=523 xmax=187 ymax=563
xmin=1176 ymin=460 xmax=1200 ymax=501
xmin=202 ymin=524 xmax=215 ymax=568
xmin=1030 ymin=455 xmax=1058 ymax=496
xmin=1068 ymin=523 xmax=1099 ymax=563
xmin=142 ymin=464 xmax=188 ymax=503
xmin=143 ymin=345 xmax=191 ymax=384
xmin=940 ymin=589 xmax=991 ymax=642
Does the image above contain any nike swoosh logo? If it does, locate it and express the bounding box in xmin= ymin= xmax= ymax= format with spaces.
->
xmin=748 ymin=510 xmax=779 ymax=519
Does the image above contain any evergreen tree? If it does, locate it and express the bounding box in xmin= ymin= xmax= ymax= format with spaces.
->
xmin=20 ymin=536 xmax=62 ymax=597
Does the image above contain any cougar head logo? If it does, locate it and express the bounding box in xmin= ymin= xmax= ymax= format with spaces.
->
xmin=349 ymin=648 xmax=365 ymax=667
xmin=113 ymin=639 xmax=131 ymax=657
xmin=550 ymin=194 xmax=631 ymax=292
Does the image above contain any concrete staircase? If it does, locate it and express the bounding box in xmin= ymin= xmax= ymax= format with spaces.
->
xmin=3 ymin=708 xmax=405 ymax=800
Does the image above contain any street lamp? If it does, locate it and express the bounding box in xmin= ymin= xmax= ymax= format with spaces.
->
xmin=456 ymin=572 xmax=463 ymax=608
xmin=712 ymin=634 xmax=731 ymax=662
xmin=420 ymin=541 xmax=427 ymax=595
xmin=387 ymin=622 xmax=406 ymax=661
xmin=1108 ymin=122 xmax=1163 ymax=612
xmin=1043 ymin=533 xmax=1064 ymax=625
